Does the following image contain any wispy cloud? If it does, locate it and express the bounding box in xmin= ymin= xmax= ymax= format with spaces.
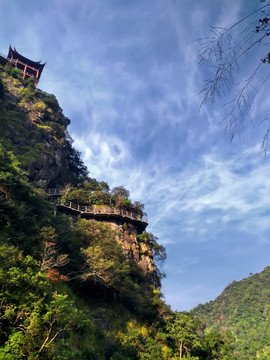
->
xmin=75 ymin=119 xmax=270 ymax=248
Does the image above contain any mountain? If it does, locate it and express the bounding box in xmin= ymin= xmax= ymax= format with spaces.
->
xmin=0 ymin=61 xmax=234 ymax=359
xmin=193 ymin=267 xmax=270 ymax=359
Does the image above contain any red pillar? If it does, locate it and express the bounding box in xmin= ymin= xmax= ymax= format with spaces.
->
xmin=35 ymin=69 xmax=39 ymax=86
xmin=23 ymin=64 xmax=27 ymax=80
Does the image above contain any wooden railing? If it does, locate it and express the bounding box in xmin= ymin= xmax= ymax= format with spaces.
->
xmin=45 ymin=188 xmax=65 ymax=196
xmin=45 ymin=189 xmax=148 ymax=225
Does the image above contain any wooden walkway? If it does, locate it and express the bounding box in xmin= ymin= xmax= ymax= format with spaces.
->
xmin=45 ymin=189 xmax=148 ymax=231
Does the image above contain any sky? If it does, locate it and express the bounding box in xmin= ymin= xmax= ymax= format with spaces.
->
xmin=1 ymin=0 xmax=270 ymax=311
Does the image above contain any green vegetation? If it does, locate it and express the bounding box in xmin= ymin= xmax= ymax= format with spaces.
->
xmin=0 ymin=63 xmax=87 ymax=187
xmin=166 ymin=312 xmax=234 ymax=360
xmin=0 ymin=63 xmax=237 ymax=358
xmin=193 ymin=267 xmax=270 ymax=359
xmin=61 ymin=181 xmax=147 ymax=217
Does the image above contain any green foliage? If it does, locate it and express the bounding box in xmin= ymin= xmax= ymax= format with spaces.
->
xmin=78 ymin=220 xmax=128 ymax=288
xmin=193 ymin=267 xmax=270 ymax=359
xmin=111 ymin=186 xmax=135 ymax=211
xmin=90 ymin=190 xmax=111 ymax=205
xmin=165 ymin=312 xmax=235 ymax=360
xmin=112 ymin=186 xmax=130 ymax=199
xmin=18 ymin=82 xmax=35 ymax=103
xmin=133 ymin=201 xmax=145 ymax=217
xmin=62 ymin=178 xmax=145 ymax=212
xmin=110 ymin=311 xmax=235 ymax=360
xmin=0 ymin=244 xmax=98 ymax=359
xmin=0 ymin=148 xmax=106 ymax=357
xmin=0 ymin=145 xmax=50 ymax=250
xmin=138 ymin=232 xmax=166 ymax=263
xmin=111 ymin=320 xmax=166 ymax=360
xmin=199 ymin=330 xmax=235 ymax=360
xmin=25 ymin=76 xmax=36 ymax=90
xmin=64 ymin=188 xmax=89 ymax=204
xmin=63 ymin=185 xmax=111 ymax=205
xmin=77 ymin=219 xmax=140 ymax=295
xmin=63 ymin=142 xmax=88 ymax=184
xmin=166 ymin=312 xmax=203 ymax=359
xmin=3 ymin=63 xmax=22 ymax=80
xmin=41 ymin=93 xmax=62 ymax=113
xmin=0 ymin=77 xmax=4 ymax=98
xmin=0 ymin=65 xmax=87 ymax=187
xmin=83 ymin=178 xmax=110 ymax=192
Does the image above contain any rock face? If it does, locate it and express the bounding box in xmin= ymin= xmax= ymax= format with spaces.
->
xmin=0 ymin=68 xmax=87 ymax=188
xmin=102 ymin=220 xmax=160 ymax=287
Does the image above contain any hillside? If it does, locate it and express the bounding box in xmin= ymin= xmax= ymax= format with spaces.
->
xmin=0 ymin=63 xmax=88 ymax=187
xmin=193 ymin=267 xmax=270 ymax=359
xmin=0 ymin=62 xmax=235 ymax=359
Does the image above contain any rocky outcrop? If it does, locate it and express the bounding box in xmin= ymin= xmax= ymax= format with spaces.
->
xmin=101 ymin=220 xmax=160 ymax=287
xmin=0 ymin=67 xmax=87 ymax=188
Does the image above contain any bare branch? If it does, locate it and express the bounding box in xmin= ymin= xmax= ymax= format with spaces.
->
xmin=38 ymin=241 xmax=69 ymax=271
xmin=198 ymin=2 xmax=270 ymax=150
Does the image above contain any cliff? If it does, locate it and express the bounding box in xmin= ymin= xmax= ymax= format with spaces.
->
xmin=2 ymin=64 xmax=162 ymax=292
xmin=0 ymin=62 xmax=162 ymax=287
xmin=0 ymin=63 xmax=87 ymax=188
xmin=100 ymin=220 xmax=160 ymax=288
xmin=0 ymin=61 xmax=235 ymax=359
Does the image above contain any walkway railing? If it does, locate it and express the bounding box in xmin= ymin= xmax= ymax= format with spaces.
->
xmin=45 ymin=188 xmax=65 ymax=196
xmin=45 ymin=189 xmax=148 ymax=224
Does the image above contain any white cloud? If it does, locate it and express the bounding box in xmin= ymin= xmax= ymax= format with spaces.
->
xmin=75 ymin=122 xmax=270 ymax=247
xmin=73 ymin=132 xmax=130 ymax=181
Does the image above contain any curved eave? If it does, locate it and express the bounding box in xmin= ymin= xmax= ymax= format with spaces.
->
xmin=8 ymin=46 xmax=45 ymax=71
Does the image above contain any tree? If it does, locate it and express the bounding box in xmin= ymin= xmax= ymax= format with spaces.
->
xmin=112 ymin=320 xmax=166 ymax=360
xmin=166 ymin=312 xmax=203 ymax=360
xmin=0 ymin=244 xmax=90 ymax=359
xmin=198 ymin=1 xmax=270 ymax=150
xmin=133 ymin=201 xmax=145 ymax=217
xmin=111 ymin=186 xmax=131 ymax=210
xmin=38 ymin=226 xmax=69 ymax=271
xmin=137 ymin=232 xmax=166 ymax=264
xmin=199 ymin=330 xmax=235 ymax=360
xmin=111 ymin=186 xmax=130 ymax=199
xmin=83 ymin=178 xmax=110 ymax=192
xmin=77 ymin=219 xmax=133 ymax=292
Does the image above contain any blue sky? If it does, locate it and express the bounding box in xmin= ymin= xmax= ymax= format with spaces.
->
xmin=1 ymin=0 xmax=270 ymax=310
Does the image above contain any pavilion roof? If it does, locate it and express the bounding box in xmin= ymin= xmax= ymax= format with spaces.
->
xmin=7 ymin=46 xmax=45 ymax=79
